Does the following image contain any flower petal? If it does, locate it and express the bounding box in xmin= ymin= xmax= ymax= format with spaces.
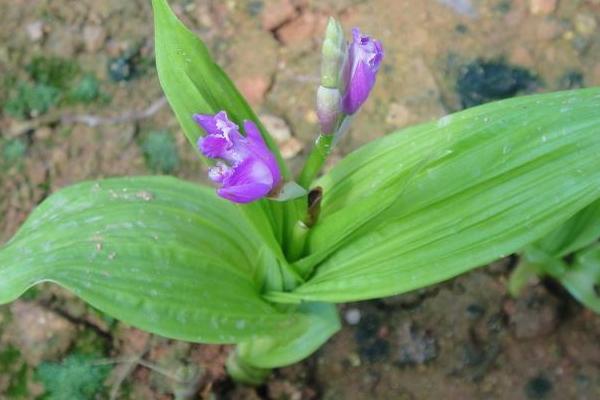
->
xmin=217 ymin=183 xmax=272 ymax=203
xmin=197 ymin=134 xmax=230 ymax=158
xmin=218 ymin=158 xmax=274 ymax=203
xmin=243 ymin=120 xmax=282 ymax=187
xmin=193 ymin=112 xmax=282 ymax=203
xmin=342 ymin=60 xmax=376 ymax=115
xmin=341 ymin=27 xmax=384 ymax=115
xmin=193 ymin=113 xmax=220 ymax=135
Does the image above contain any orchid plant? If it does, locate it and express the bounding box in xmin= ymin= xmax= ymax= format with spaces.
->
xmin=2 ymin=0 xmax=600 ymax=385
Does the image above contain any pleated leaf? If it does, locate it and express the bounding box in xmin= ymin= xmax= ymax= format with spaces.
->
xmin=0 ymin=177 xmax=301 ymax=343
xmin=532 ymin=198 xmax=600 ymax=257
xmin=152 ymin=0 xmax=291 ymax=246
xmin=151 ymin=0 xmax=282 ymax=164
xmin=273 ymin=88 xmax=600 ymax=303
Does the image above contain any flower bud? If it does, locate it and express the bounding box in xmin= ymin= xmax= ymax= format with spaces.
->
xmin=316 ymin=86 xmax=341 ymax=135
xmin=320 ymin=17 xmax=346 ymax=89
xmin=341 ymin=28 xmax=384 ymax=115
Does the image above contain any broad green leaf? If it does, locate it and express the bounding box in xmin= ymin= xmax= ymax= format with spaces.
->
xmin=0 ymin=176 xmax=301 ymax=343
xmin=152 ymin=0 xmax=279 ymax=155
xmin=152 ymin=0 xmax=292 ymax=248
xmin=532 ymin=198 xmax=600 ymax=257
xmin=272 ymin=88 xmax=600 ymax=303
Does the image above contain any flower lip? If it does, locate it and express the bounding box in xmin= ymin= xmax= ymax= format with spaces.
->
xmin=194 ymin=111 xmax=281 ymax=203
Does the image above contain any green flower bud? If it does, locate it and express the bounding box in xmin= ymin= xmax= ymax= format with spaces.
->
xmin=317 ymin=86 xmax=342 ymax=135
xmin=320 ymin=17 xmax=346 ymax=89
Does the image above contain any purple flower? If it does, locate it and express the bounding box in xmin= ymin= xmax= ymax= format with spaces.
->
xmin=341 ymin=28 xmax=384 ymax=115
xmin=194 ymin=111 xmax=281 ymax=203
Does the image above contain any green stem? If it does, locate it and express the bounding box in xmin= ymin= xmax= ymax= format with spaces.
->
xmin=226 ymin=349 xmax=271 ymax=385
xmin=298 ymin=134 xmax=334 ymax=189
xmin=286 ymin=220 xmax=309 ymax=262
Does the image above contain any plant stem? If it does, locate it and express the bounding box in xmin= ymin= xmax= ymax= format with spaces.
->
xmin=286 ymin=220 xmax=309 ymax=262
xmin=226 ymin=349 xmax=271 ymax=385
xmin=298 ymin=134 xmax=334 ymax=188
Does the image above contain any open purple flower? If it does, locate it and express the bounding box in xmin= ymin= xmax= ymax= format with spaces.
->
xmin=194 ymin=111 xmax=281 ymax=203
xmin=341 ymin=28 xmax=384 ymax=115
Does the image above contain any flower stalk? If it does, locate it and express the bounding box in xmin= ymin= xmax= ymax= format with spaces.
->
xmin=298 ymin=19 xmax=383 ymax=189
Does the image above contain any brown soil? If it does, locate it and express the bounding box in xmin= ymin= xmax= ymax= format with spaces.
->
xmin=1 ymin=0 xmax=600 ymax=398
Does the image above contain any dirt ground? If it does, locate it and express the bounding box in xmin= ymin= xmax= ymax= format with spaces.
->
xmin=1 ymin=0 xmax=600 ymax=398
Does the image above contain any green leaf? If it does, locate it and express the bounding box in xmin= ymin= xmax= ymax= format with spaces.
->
xmin=532 ymin=198 xmax=600 ymax=257
xmin=236 ymin=302 xmax=340 ymax=368
xmin=151 ymin=0 xmax=293 ymax=252
xmin=274 ymin=88 xmax=600 ymax=303
xmin=509 ymin=244 xmax=568 ymax=296
xmin=559 ymin=244 xmax=600 ymax=313
xmin=0 ymin=176 xmax=302 ymax=343
xmin=151 ymin=0 xmax=283 ymax=167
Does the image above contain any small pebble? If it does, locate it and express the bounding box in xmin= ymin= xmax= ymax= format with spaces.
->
xmin=26 ymin=21 xmax=45 ymax=42
xmin=344 ymin=308 xmax=362 ymax=325
xmin=279 ymin=137 xmax=304 ymax=159
xmin=529 ymin=0 xmax=557 ymax=16
xmin=260 ymin=114 xmax=291 ymax=142
xmin=261 ymin=0 xmax=297 ymax=31
xmin=83 ymin=25 xmax=107 ymax=53
xmin=395 ymin=322 xmax=438 ymax=366
xmin=34 ymin=126 xmax=53 ymax=141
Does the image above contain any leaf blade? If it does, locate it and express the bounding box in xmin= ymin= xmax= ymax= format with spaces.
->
xmin=284 ymin=88 xmax=600 ymax=302
xmin=0 ymin=177 xmax=298 ymax=343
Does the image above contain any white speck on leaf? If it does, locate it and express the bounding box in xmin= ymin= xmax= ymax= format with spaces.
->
xmin=136 ymin=191 xmax=154 ymax=201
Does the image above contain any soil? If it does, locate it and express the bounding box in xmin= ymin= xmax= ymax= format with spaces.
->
xmin=1 ymin=0 xmax=600 ymax=399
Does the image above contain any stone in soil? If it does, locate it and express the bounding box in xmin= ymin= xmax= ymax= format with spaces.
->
xmin=529 ymin=0 xmax=558 ymax=16
xmin=276 ymin=12 xmax=325 ymax=46
xmin=25 ymin=21 xmax=45 ymax=42
xmin=261 ymin=0 xmax=298 ymax=31
xmin=279 ymin=137 xmax=304 ymax=159
xmin=237 ymin=76 xmax=271 ymax=106
xmin=260 ymin=114 xmax=292 ymax=142
xmin=83 ymin=24 xmax=107 ymax=53
xmin=6 ymin=301 xmax=77 ymax=365
xmin=394 ymin=322 xmax=438 ymax=366
xmin=344 ymin=308 xmax=362 ymax=325
xmin=258 ymin=113 xmax=304 ymax=158
xmin=267 ymin=379 xmax=304 ymax=400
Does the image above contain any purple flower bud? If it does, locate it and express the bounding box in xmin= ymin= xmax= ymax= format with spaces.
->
xmin=194 ymin=111 xmax=281 ymax=203
xmin=341 ymin=28 xmax=384 ymax=115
